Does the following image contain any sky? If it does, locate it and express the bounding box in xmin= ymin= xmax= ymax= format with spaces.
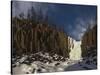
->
xmin=12 ymin=1 xmax=97 ymax=41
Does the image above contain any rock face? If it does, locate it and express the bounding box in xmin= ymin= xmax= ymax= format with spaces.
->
xmin=12 ymin=17 xmax=74 ymax=58
xmin=81 ymin=25 xmax=97 ymax=65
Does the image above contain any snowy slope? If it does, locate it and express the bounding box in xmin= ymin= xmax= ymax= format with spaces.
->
xmin=12 ymin=51 xmax=97 ymax=74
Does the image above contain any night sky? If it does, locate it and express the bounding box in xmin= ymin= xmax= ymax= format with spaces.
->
xmin=12 ymin=1 xmax=97 ymax=41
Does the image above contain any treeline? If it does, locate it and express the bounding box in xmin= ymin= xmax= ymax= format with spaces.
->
xmin=12 ymin=6 xmax=70 ymax=58
xmin=81 ymin=25 xmax=97 ymax=58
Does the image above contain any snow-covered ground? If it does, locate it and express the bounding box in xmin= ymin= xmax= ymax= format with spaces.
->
xmin=12 ymin=50 xmax=97 ymax=74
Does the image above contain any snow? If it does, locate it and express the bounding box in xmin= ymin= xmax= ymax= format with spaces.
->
xmin=12 ymin=50 xmax=97 ymax=74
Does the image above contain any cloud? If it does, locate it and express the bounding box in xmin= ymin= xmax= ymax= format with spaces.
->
xmin=70 ymin=17 xmax=96 ymax=41
xmin=12 ymin=1 xmax=32 ymax=17
xmin=12 ymin=1 xmax=50 ymax=19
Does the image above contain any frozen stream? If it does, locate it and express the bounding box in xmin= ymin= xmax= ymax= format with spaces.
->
xmin=70 ymin=41 xmax=82 ymax=60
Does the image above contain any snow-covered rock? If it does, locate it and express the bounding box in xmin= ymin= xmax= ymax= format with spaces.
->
xmin=12 ymin=51 xmax=97 ymax=74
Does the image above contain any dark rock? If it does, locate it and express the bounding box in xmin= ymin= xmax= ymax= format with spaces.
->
xmin=12 ymin=64 xmax=16 ymax=68
xmin=32 ymin=68 xmax=36 ymax=73
xmin=22 ymin=61 xmax=31 ymax=65
xmin=26 ymin=72 xmax=29 ymax=74
xmin=86 ymin=60 xmax=91 ymax=65
xmin=48 ymin=60 xmax=52 ymax=63
xmin=55 ymin=63 xmax=60 ymax=66
xmin=41 ymin=66 xmax=45 ymax=69
xmin=37 ymin=68 xmax=42 ymax=72
xmin=62 ymin=58 xmax=65 ymax=61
